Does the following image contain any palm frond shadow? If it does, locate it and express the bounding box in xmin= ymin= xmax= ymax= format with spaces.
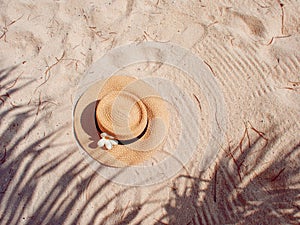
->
xmin=3 ymin=64 xmax=297 ymax=224
xmin=0 ymin=67 xmax=140 ymax=225
xmin=157 ymin=125 xmax=300 ymax=225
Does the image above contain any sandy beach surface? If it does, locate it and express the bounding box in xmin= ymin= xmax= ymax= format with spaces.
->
xmin=0 ymin=0 xmax=299 ymax=224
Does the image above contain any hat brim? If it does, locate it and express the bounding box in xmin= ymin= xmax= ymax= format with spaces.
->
xmin=73 ymin=76 xmax=170 ymax=167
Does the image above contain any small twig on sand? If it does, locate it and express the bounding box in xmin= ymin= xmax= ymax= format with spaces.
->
xmin=204 ymin=61 xmax=217 ymax=77
xmin=44 ymin=51 xmax=65 ymax=77
xmin=41 ymin=100 xmax=57 ymax=110
xmin=248 ymin=121 xmax=269 ymax=146
xmin=63 ymin=58 xmax=83 ymax=72
xmin=229 ymin=151 xmax=242 ymax=181
xmin=0 ymin=29 xmax=7 ymax=41
xmin=34 ymin=51 xmax=65 ymax=92
xmin=121 ymin=201 xmax=131 ymax=220
xmin=6 ymin=15 xmax=23 ymax=27
xmin=271 ymin=168 xmax=285 ymax=181
xmin=143 ymin=31 xmax=170 ymax=43
xmin=89 ymin=27 xmax=111 ymax=42
xmin=227 ymin=124 xmax=252 ymax=181
xmin=281 ymin=81 xmax=300 ymax=90
xmin=5 ymin=72 xmax=23 ymax=90
xmin=282 ymin=86 xmax=299 ymax=91
xmin=289 ymin=81 xmax=300 ymax=86
xmin=266 ymin=37 xmax=274 ymax=46
xmin=193 ymin=94 xmax=202 ymax=111
xmin=238 ymin=122 xmax=251 ymax=152
xmin=34 ymin=92 xmax=57 ymax=115
xmin=266 ymin=35 xmax=291 ymax=46
xmin=207 ymin=21 xmax=219 ymax=28
xmin=276 ymin=0 xmax=285 ymax=34
xmin=225 ymin=122 xmax=269 ymax=183
xmin=0 ymin=15 xmax=23 ymax=41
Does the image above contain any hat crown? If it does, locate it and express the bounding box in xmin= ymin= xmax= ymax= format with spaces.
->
xmin=96 ymin=91 xmax=148 ymax=140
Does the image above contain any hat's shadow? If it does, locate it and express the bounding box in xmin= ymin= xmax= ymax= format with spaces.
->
xmin=80 ymin=100 xmax=99 ymax=149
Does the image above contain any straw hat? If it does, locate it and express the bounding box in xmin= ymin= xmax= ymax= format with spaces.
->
xmin=73 ymin=75 xmax=170 ymax=167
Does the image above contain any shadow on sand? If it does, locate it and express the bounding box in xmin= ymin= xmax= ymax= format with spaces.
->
xmin=155 ymin=124 xmax=300 ymax=224
xmin=0 ymin=66 xmax=137 ymax=225
xmin=1 ymin=66 xmax=299 ymax=224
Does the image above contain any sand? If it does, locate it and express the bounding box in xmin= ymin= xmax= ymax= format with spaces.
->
xmin=0 ymin=0 xmax=299 ymax=224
